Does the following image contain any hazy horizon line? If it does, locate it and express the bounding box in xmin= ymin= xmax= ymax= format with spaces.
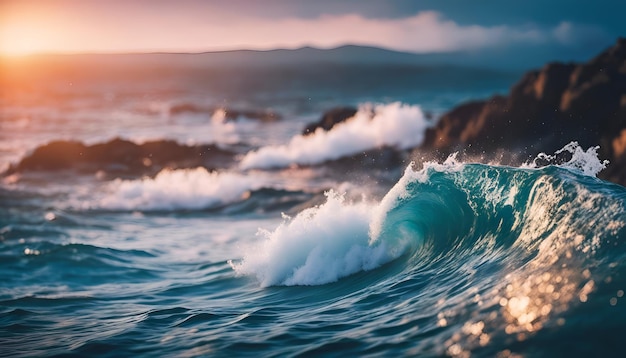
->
xmin=1 ymin=43 xmax=428 ymax=58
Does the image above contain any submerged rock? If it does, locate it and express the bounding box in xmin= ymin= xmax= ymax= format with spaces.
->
xmin=169 ymin=103 xmax=282 ymax=122
xmin=6 ymin=138 xmax=235 ymax=177
xmin=302 ymin=107 xmax=358 ymax=135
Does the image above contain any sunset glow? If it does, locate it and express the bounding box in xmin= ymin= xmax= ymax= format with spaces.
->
xmin=0 ymin=0 xmax=617 ymax=57
xmin=1 ymin=20 xmax=63 ymax=56
xmin=0 ymin=2 xmax=87 ymax=56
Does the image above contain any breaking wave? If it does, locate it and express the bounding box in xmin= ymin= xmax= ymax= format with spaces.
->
xmin=232 ymin=143 xmax=626 ymax=291
xmin=240 ymin=102 xmax=430 ymax=169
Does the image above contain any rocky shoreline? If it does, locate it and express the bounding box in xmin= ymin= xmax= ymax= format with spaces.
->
xmin=5 ymin=38 xmax=626 ymax=186
xmin=4 ymin=138 xmax=235 ymax=178
xmin=302 ymin=38 xmax=626 ymax=184
xmin=420 ymin=37 xmax=626 ymax=184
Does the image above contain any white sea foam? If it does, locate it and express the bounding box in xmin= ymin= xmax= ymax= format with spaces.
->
xmin=230 ymin=190 xmax=398 ymax=286
xmin=208 ymin=109 xmax=241 ymax=144
xmin=231 ymin=155 xmax=467 ymax=287
xmin=527 ymin=141 xmax=609 ymax=176
xmin=95 ymin=168 xmax=263 ymax=211
xmin=240 ymin=102 xmax=430 ymax=169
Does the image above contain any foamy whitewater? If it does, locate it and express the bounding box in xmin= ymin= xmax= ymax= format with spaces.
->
xmin=240 ymin=102 xmax=431 ymax=169
xmin=2 ymin=63 xmax=626 ymax=357
xmin=95 ymin=168 xmax=263 ymax=211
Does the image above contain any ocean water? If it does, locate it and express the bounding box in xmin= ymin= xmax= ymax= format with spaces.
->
xmin=2 ymin=60 xmax=626 ymax=357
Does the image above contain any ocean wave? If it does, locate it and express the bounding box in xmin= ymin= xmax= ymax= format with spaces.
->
xmin=79 ymin=167 xmax=314 ymax=212
xmin=230 ymin=191 xmax=393 ymax=286
xmin=232 ymin=142 xmax=626 ymax=289
xmin=240 ymin=102 xmax=430 ymax=169
xmin=0 ymin=241 xmax=158 ymax=290
xmin=89 ymin=168 xmax=264 ymax=211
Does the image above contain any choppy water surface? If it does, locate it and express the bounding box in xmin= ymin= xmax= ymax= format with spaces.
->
xmin=2 ymin=59 xmax=625 ymax=357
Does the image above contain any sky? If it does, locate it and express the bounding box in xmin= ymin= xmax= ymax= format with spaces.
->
xmin=1 ymin=0 xmax=624 ymax=59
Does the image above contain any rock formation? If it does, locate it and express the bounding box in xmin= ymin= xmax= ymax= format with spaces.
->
xmin=169 ymin=103 xmax=282 ymax=122
xmin=6 ymin=138 xmax=235 ymax=177
xmin=302 ymin=107 xmax=358 ymax=135
xmin=422 ymin=38 xmax=626 ymax=184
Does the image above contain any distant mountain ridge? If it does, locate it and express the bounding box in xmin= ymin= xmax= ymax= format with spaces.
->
xmin=21 ymin=44 xmax=458 ymax=69
xmin=189 ymin=45 xmax=441 ymax=66
xmin=14 ymin=40 xmax=613 ymax=71
xmin=210 ymin=38 xmax=615 ymax=70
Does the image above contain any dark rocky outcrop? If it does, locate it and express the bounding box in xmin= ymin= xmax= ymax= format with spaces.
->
xmin=6 ymin=138 xmax=235 ymax=178
xmin=422 ymin=37 xmax=626 ymax=184
xmin=302 ymin=107 xmax=358 ymax=135
xmin=225 ymin=108 xmax=281 ymax=122
xmin=169 ymin=103 xmax=282 ymax=122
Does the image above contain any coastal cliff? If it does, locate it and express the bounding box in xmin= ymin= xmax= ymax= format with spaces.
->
xmin=422 ymin=38 xmax=626 ymax=183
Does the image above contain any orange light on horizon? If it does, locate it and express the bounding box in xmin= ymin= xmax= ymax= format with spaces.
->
xmin=0 ymin=4 xmax=61 ymax=57
xmin=1 ymin=24 xmax=50 ymax=57
xmin=0 ymin=1 xmax=105 ymax=57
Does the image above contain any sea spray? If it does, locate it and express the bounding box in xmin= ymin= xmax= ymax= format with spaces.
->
xmin=240 ymin=102 xmax=430 ymax=169
xmin=526 ymin=141 xmax=609 ymax=176
xmin=230 ymin=190 xmax=397 ymax=286
xmin=231 ymin=155 xmax=473 ymax=288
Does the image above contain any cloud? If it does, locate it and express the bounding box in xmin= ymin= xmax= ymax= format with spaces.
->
xmin=552 ymin=21 xmax=612 ymax=47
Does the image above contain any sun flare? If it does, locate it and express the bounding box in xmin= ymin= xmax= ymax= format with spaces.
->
xmin=1 ymin=35 xmax=45 ymax=57
xmin=0 ymin=15 xmax=53 ymax=56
